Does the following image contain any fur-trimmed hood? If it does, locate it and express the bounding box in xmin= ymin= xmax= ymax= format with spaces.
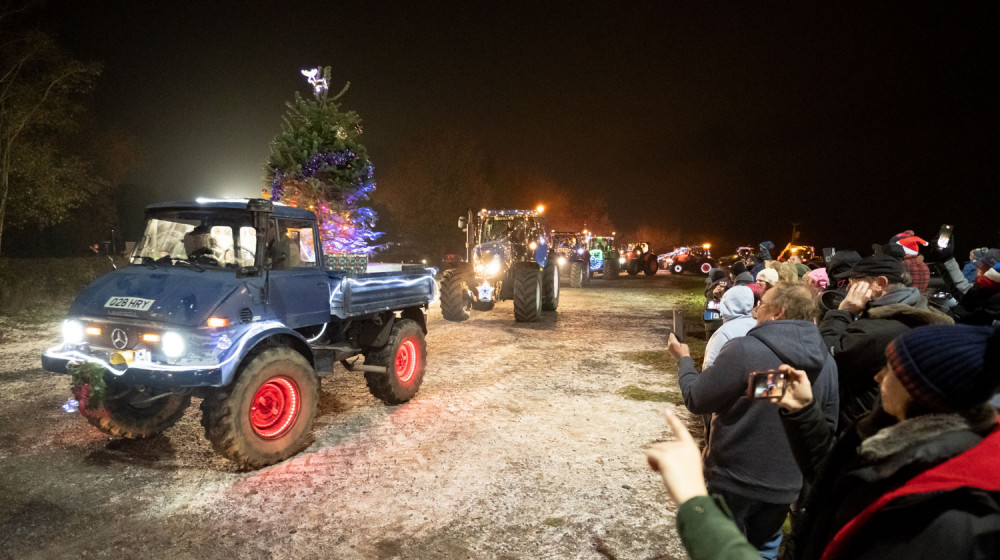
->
xmin=855 ymin=405 xmax=997 ymax=481
xmin=865 ymin=301 xmax=954 ymax=328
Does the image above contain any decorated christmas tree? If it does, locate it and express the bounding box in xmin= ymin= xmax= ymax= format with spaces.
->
xmin=265 ymin=66 xmax=381 ymax=254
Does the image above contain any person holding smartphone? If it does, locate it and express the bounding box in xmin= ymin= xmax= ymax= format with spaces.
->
xmin=666 ymin=284 xmax=839 ymax=559
xmin=648 ymin=324 xmax=1000 ymax=560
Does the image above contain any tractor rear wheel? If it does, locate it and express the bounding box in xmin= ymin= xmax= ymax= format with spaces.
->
xmin=542 ymin=259 xmax=559 ymax=311
xmin=644 ymin=254 xmax=659 ymax=275
xmin=440 ymin=268 xmax=471 ymax=321
xmin=570 ymin=261 xmax=585 ymax=288
xmin=513 ymin=265 xmax=542 ymax=322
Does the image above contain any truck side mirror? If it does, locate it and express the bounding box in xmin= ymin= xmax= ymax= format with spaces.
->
xmin=458 ymin=216 xmax=467 ymax=229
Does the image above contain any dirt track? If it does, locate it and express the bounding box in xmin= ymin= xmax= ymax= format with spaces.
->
xmin=0 ymin=272 xmax=709 ymax=560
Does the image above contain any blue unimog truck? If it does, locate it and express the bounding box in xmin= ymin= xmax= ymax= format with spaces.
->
xmin=42 ymin=198 xmax=436 ymax=468
xmin=438 ymin=208 xmax=558 ymax=322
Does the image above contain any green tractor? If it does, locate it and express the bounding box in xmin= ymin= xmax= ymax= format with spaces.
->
xmin=587 ymin=235 xmax=621 ymax=279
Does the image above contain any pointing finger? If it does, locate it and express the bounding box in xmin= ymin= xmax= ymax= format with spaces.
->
xmin=661 ymin=407 xmax=694 ymax=444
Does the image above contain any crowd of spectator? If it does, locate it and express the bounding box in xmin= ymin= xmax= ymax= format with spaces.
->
xmin=647 ymin=230 xmax=1000 ymax=559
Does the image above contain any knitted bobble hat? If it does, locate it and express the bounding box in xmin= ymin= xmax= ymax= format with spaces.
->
xmin=886 ymin=325 xmax=1000 ymax=413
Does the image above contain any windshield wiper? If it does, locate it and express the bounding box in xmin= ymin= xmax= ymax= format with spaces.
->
xmin=170 ymin=258 xmax=205 ymax=272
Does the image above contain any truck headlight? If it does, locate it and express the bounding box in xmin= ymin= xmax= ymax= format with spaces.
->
xmin=162 ymin=331 xmax=186 ymax=358
xmin=62 ymin=320 xmax=84 ymax=344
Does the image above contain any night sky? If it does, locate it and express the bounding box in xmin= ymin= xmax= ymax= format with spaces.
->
xmin=38 ymin=2 xmax=999 ymax=254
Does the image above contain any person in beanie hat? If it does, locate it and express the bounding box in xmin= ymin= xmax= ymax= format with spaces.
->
xmin=820 ymin=252 xmax=953 ymax=429
xmin=647 ymin=324 xmax=1000 ymax=560
xmin=889 ymin=230 xmax=931 ymax=293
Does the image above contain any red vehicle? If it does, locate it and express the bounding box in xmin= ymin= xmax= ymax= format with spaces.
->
xmin=660 ymin=244 xmax=716 ymax=275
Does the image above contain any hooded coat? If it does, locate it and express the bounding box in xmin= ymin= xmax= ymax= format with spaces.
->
xmin=702 ymin=286 xmax=757 ymax=369
xmin=779 ymin=402 xmax=1000 ymax=560
xmin=677 ymin=320 xmax=839 ymax=504
xmin=819 ymin=285 xmax=953 ymax=428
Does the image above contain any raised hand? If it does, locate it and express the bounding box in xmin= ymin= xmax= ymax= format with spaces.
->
xmin=646 ymin=408 xmax=708 ymax=505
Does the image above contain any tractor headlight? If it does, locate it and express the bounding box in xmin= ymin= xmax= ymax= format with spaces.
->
xmin=161 ymin=331 xmax=186 ymax=358
xmin=576 ymin=248 xmax=585 ymax=255
xmin=62 ymin=320 xmax=85 ymax=344
xmin=486 ymin=257 xmax=502 ymax=276
xmin=557 ymin=256 xmax=567 ymax=266
xmin=529 ymin=241 xmax=538 ymax=250
xmin=619 ymin=256 xmax=626 ymax=264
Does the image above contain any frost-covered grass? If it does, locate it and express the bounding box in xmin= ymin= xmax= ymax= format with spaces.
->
xmin=0 ymin=258 xmax=120 ymax=318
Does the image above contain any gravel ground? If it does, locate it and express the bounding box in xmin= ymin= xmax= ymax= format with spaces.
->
xmin=0 ymin=272 xmax=709 ymax=560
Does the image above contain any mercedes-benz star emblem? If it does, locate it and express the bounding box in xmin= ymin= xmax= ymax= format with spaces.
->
xmin=111 ymin=328 xmax=128 ymax=350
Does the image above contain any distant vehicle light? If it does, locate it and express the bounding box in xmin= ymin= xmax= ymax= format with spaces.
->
xmin=703 ymin=243 xmax=711 ymax=249
xmin=536 ymin=204 xmax=545 ymax=213
xmin=529 ymin=241 xmax=538 ymax=250
xmin=619 ymin=257 xmax=627 ymax=264
xmin=576 ymin=248 xmax=585 ymax=255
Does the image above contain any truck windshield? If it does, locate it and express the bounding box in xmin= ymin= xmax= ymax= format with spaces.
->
xmin=131 ymin=210 xmax=256 ymax=269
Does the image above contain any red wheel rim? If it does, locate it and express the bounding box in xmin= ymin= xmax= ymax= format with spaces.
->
xmin=395 ymin=336 xmax=419 ymax=384
xmin=701 ymin=263 xmax=712 ymax=274
xmin=250 ymin=376 xmax=300 ymax=438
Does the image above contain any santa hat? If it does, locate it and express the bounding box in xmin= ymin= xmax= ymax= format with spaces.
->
xmin=890 ymin=230 xmax=928 ymax=256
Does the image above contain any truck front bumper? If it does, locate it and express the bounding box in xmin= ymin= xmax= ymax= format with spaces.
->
xmin=42 ymin=346 xmax=223 ymax=388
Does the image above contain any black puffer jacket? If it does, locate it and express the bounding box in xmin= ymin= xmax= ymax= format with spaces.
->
xmin=819 ymin=286 xmax=952 ymax=428
xmin=779 ymin=403 xmax=1000 ymax=560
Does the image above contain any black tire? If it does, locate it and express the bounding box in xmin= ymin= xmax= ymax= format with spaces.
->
xmin=583 ymin=260 xmax=592 ymax=286
xmin=200 ymin=347 xmax=319 ymax=468
xmin=602 ymin=255 xmax=615 ymax=278
xmin=672 ymin=263 xmax=684 ymax=274
xmin=513 ymin=265 xmax=542 ymax=322
xmin=627 ymin=260 xmax=640 ymax=276
xmin=86 ymin=382 xmax=191 ymax=439
xmin=440 ymin=268 xmax=471 ymax=322
xmin=363 ymin=318 xmax=427 ymax=404
xmin=605 ymin=252 xmax=621 ymax=278
xmin=644 ymin=255 xmax=659 ymax=275
xmin=542 ymin=259 xmax=559 ymax=311
xmin=570 ymin=261 xmax=585 ymax=288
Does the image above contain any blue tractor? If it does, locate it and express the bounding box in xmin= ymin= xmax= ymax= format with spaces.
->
xmin=439 ymin=208 xmax=558 ymax=322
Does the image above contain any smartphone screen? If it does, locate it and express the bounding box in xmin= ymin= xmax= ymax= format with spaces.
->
xmin=937 ymin=224 xmax=953 ymax=249
xmin=748 ymin=370 xmax=786 ymax=399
